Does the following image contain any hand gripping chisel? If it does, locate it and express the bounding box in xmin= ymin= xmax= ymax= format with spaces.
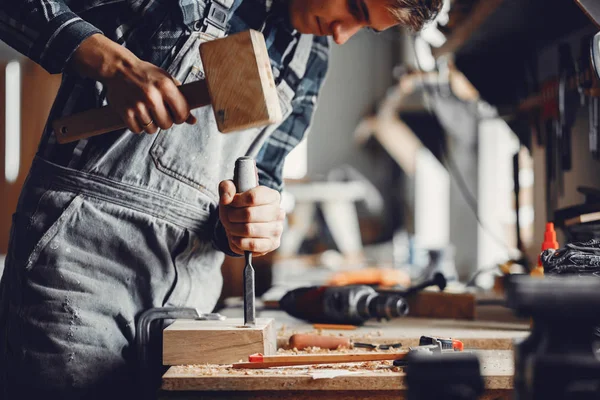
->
xmin=234 ymin=157 xmax=258 ymax=326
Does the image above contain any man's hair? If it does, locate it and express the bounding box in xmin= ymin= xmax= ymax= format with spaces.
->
xmin=388 ymin=0 xmax=444 ymax=31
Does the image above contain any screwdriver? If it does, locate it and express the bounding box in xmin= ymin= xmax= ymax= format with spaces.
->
xmin=234 ymin=156 xmax=258 ymax=326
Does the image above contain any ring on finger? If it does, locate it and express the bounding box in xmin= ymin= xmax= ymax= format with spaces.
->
xmin=142 ymin=119 xmax=154 ymax=128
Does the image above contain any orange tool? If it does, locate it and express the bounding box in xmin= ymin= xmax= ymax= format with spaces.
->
xmin=531 ymin=223 xmax=559 ymax=277
xmin=328 ymin=268 xmax=411 ymax=287
xmin=289 ymin=333 xmax=402 ymax=351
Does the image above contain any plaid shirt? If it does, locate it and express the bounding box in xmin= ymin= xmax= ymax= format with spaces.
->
xmin=0 ymin=0 xmax=329 ymax=192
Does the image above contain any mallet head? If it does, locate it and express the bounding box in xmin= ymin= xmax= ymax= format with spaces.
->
xmin=200 ymin=30 xmax=282 ymax=133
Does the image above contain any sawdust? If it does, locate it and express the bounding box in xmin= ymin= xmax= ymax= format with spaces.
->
xmin=171 ymin=347 xmax=406 ymax=377
xmin=172 ymin=360 xmax=403 ymax=377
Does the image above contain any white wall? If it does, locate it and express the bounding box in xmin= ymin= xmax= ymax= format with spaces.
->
xmin=307 ymin=30 xmax=399 ymax=179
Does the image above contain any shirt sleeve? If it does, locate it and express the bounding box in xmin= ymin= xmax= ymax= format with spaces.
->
xmin=0 ymin=0 xmax=103 ymax=74
xmin=255 ymin=37 xmax=329 ymax=192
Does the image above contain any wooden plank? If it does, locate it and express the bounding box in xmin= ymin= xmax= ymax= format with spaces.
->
xmin=162 ymin=350 xmax=513 ymax=392
xmin=232 ymin=352 xmax=408 ymax=369
xmin=163 ymin=318 xmax=276 ymax=365
xmin=406 ymin=291 xmax=476 ymax=320
xmin=432 ymin=0 xmax=505 ymax=59
xmin=160 ymin=390 xmax=512 ymax=400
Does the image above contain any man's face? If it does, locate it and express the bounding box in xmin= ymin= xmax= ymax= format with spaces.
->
xmin=288 ymin=0 xmax=400 ymax=45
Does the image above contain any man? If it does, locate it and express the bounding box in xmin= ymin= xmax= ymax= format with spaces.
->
xmin=0 ymin=0 xmax=442 ymax=398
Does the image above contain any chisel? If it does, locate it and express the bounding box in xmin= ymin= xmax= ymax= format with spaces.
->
xmin=233 ymin=156 xmax=258 ymax=326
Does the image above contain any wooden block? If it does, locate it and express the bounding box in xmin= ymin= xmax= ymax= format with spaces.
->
xmin=163 ymin=318 xmax=276 ymax=365
xmin=406 ymin=291 xmax=476 ymax=320
xmin=200 ymin=30 xmax=282 ymax=133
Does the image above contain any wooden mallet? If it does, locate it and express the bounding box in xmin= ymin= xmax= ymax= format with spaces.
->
xmin=53 ymin=30 xmax=282 ymax=144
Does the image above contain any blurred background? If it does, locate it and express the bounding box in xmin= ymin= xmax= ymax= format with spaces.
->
xmin=1 ymin=0 xmax=598 ymax=310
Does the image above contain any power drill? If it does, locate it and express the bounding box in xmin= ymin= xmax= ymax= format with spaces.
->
xmin=279 ymin=285 xmax=409 ymax=325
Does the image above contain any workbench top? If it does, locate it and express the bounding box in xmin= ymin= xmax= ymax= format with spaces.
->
xmin=162 ymin=350 xmax=513 ymax=392
xmin=160 ymin=310 xmax=526 ymax=399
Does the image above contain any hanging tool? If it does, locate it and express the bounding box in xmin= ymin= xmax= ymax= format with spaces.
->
xmin=579 ymin=36 xmax=600 ymax=160
xmin=288 ymin=333 xmax=402 ymax=351
xmin=234 ymin=156 xmax=259 ymax=326
xmin=557 ymin=43 xmax=578 ymax=172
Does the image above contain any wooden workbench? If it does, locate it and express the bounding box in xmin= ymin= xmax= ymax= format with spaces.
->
xmin=160 ymin=310 xmax=527 ymax=399
xmin=161 ymin=350 xmax=512 ymax=400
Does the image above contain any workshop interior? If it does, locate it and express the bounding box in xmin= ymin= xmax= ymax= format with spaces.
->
xmin=2 ymin=0 xmax=600 ymax=398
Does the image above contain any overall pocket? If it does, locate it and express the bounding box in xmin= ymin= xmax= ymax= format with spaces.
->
xmin=24 ymin=193 xmax=84 ymax=272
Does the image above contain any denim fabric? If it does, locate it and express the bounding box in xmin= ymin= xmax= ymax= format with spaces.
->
xmin=0 ymin=0 xmax=329 ymax=193
xmin=0 ymin=29 xmax=298 ymax=398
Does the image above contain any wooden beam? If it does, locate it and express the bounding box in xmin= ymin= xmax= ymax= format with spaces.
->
xmin=432 ymin=0 xmax=505 ymax=59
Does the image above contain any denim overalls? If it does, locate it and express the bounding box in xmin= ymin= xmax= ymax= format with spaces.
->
xmin=0 ymin=0 xmax=307 ymax=397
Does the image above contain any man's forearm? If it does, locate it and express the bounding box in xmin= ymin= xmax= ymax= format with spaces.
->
xmin=68 ymin=33 xmax=139 ymax=82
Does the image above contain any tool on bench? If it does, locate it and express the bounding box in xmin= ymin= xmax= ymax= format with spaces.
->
xmin=393 ymin=336 xmax=464 ymax=366
xmin=279 ymin=273 xmax=446 ymax=325
xmin=506 ymin=275 xmax=600 ymax=399
xmin=279 ymin=285 xmax=409 ymax=326
xmin=406 ymin=351 xmax=484 ymax=400
xmin=558 ymin=43 xmax=578 ymax=172
xmin=234 ymin=156 xmax=259 ymax=326
xmin=418 ymin=335 xmax=464 ymax=351
xmin=134 ymin=307 xmax=226 ymax=398
xmin=232 ymin=351 xmax=408 ymax=369
xmin=53 ymin=30 xmax=282 ymax=143
xmin=288 ymin=333 xmax=402 ymax=351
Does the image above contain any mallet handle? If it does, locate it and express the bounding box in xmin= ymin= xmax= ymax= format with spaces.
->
xmin=53 ymin=80 xmax=211 ymax=144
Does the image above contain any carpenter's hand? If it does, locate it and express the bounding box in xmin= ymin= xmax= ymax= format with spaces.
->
xmin=70 ymin=34 xmax=197 ymax=134
xmin=104 ymin=60 xmax=197 ymax=134
xmin=218 ymin=181 xmax=285 ymax=256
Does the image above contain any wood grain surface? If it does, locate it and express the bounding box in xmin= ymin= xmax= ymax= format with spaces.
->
xmin=200 ymin=30 xmax=281 ymax=133
xmin=163 ymin=318 xmax=276 ymax=365
xmin=162 ymin=350 xmax=513 ymax=392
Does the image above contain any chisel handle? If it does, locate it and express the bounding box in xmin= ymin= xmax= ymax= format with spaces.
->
xmin=288 ymin=334 xmax=351 ymax=350
xmin=234 ymin=157 xmax=259 ymax=193
xmin=52 ymin=80 xmax=211 ymax=144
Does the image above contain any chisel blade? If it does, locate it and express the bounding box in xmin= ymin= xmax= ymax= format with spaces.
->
xmin=243 ymin=252 xmax=256 ymax=326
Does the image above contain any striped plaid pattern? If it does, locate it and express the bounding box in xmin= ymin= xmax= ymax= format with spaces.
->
xmin=0 ymin=0 xmax=329 ymax=191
